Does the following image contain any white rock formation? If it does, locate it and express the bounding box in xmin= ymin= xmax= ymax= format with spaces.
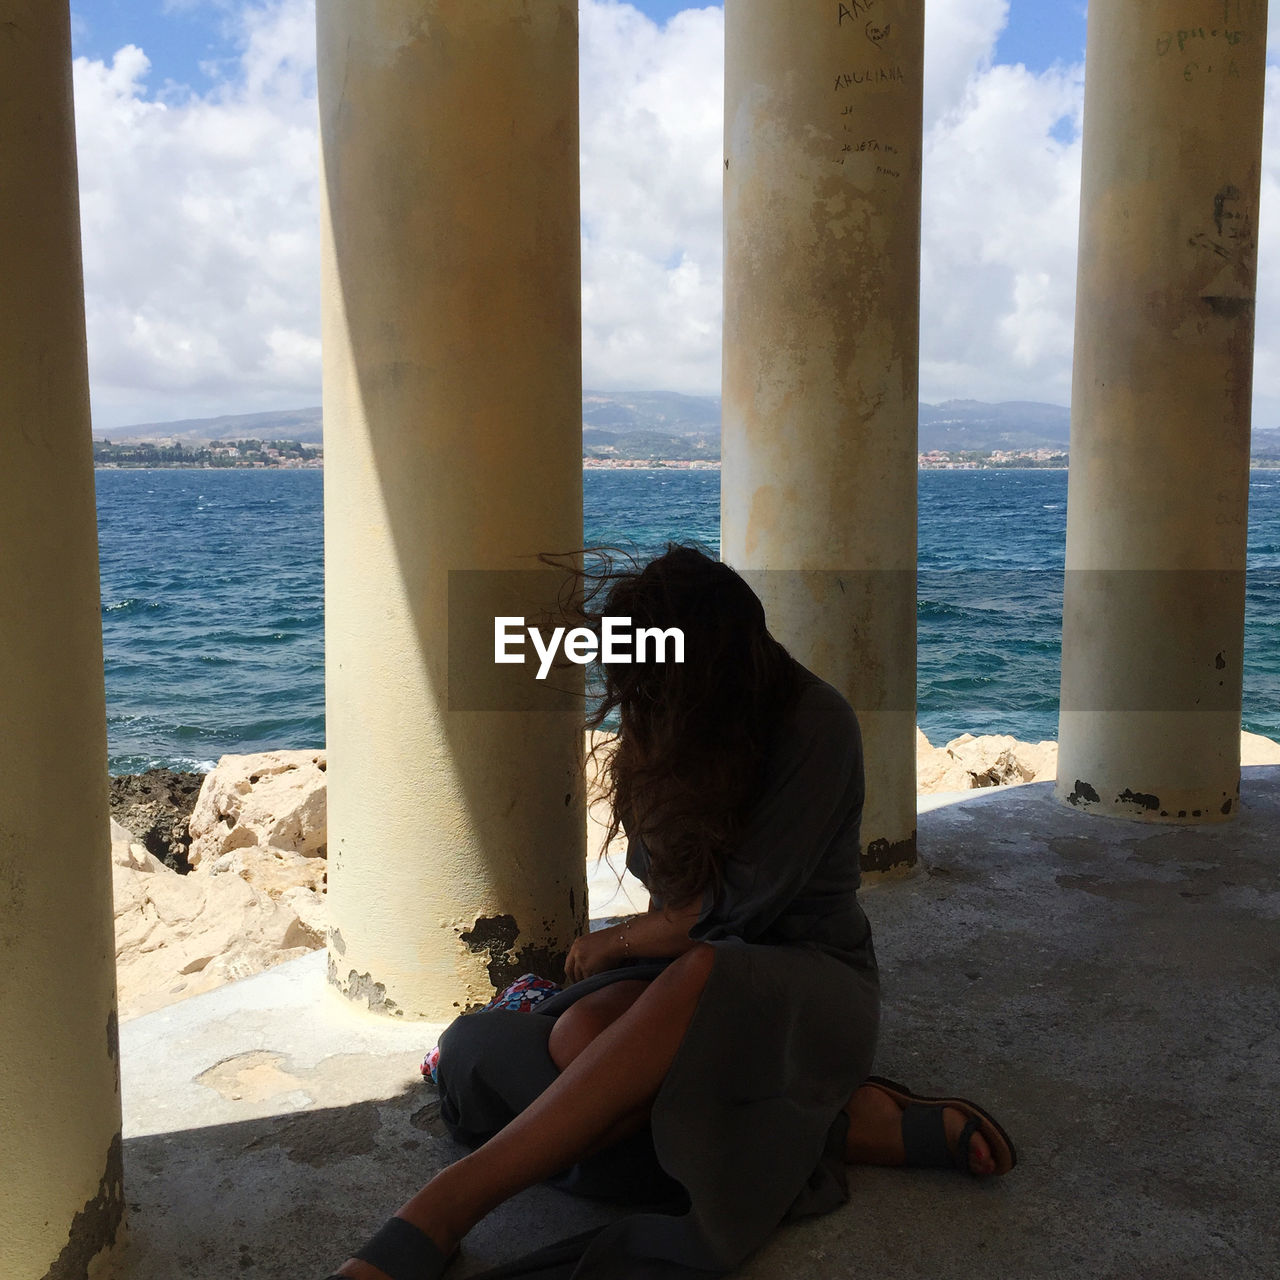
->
xmin=108 ymin=724 xmax=1280 ymax=1018
xmin=198 ymin=842 xmax=327 ymax=897
xmin=917 ymin=727 xmax=1058 ymax=792
xmin=186 ymin=750 xmax=328 ymax=936
xmin=110 ymin=819 xmax=319 ymax=1020
xmin=915 ymin=727 xmax=974 ymax=792
xmin=188 ymin=749 xmax=327 ymax=870
xmin=916 ymin=728 xmax=1280 ymax=791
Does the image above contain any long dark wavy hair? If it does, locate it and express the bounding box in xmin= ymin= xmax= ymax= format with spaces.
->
xmin=543 ymin=543 xmax=803 ymax=909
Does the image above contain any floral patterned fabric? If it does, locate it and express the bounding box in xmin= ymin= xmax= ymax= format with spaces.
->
xmin=421 ymin=973 xmax=562 ymax=1084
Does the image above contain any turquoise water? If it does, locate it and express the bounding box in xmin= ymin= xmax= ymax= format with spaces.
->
xmin=96 ymin=468 xmax=1280 ymax=772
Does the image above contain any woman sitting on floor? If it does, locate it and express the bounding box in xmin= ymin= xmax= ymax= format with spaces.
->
xmin=325 ymin=544 xmax=1015 ymax=1280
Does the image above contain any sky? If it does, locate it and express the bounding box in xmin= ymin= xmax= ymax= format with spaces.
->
xmin=67 ymin=2 xmax=1280 ymax=430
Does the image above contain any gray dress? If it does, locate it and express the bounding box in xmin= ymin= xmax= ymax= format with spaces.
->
xmin=436 ymin=667 xmax=881 ymax=1278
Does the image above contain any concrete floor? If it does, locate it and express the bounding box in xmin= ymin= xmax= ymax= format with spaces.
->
xmin=113 ymin=771 xmax=1280 ymax=1280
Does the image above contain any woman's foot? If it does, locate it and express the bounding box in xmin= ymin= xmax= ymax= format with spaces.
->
xmin=844 ymin=1081 xmax=998 ymax=1175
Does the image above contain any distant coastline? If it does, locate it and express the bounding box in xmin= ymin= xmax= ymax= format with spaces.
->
xmin=91 ymin=434 xmax=1280 ymax=472
xmin=93 ymin=395 xmax=1280 ymax=471
xmin=92 ymin=458 xmax=1280 ymax=471
xmin=93 ymin=438 xmax=320 ymax=470
xmin=95 ymin=461 xmax=322 ymax=470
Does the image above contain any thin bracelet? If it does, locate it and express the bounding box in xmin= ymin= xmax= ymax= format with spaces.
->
xmin=621 ymin=915 xmax=633 ymax=960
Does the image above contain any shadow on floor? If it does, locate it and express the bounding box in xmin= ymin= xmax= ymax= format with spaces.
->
xmin=114 ymin=772 xmax=1280 ymax=1279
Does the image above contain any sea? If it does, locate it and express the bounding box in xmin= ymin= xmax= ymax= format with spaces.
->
xmin=96 ymin=468 xmax=1280 ymax=774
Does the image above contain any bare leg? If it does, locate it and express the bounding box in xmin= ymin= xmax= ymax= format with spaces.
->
xmin=334 ymin=945 xmax=716 ymax=1280
xmin=550 ymin=983 xmax=999 ymax=1175
xmin=843 ymin=1084 xmax=996 ymax=1175
xmin=547 ymin=978 xmax=651 ymax=1071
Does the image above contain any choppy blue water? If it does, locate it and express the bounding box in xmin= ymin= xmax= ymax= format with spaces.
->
xmin=96 ymin=468 xmax=1280 ymax=772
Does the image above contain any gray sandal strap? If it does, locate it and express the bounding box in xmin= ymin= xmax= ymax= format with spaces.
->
xmin=900 ymin=1104 xmax=987 ymax=1173
xmin=900 ymin=1102 xmax=953 ymax=1168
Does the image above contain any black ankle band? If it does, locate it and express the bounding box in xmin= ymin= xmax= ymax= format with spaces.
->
xmin=353 ymin=1216 xmax=447 ymax=1280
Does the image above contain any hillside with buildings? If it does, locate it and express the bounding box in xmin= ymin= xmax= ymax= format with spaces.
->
xmin=96 ymin=395 xmax=1280 ymax=467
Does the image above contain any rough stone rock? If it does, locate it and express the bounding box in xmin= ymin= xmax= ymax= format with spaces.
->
xmin=279 ymin=884 xmax=327 ymax=946
xmin=108 ymin=769 xmax=205 ymax=872
xmin=916 ymin=729 xmax=1058 ymax=792
xmin=107 ymin=722 xmax=1280 ymax=1020
xmin=1014 ymin=738 xmax=1059 ymax=782
xmin=188 ymin=750 xmax=327 ymax=870
xmin=916 ymin=729 xmax=1280 ymax=793
xmin=111 ymin=817 xmax=324 ymax=1020
xmin=111 ymin=817 xmax=166 ymax=873
xmin=202 ymin=843 xmax=327 ymax=897
xmin=915 ymin=727 xmax=974 ymax=792
xmin=946 ymin=733 xmax=1038 ymax=787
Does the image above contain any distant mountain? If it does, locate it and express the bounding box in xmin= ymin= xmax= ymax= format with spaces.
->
xmin=583 ymin=427 xmax=719 ymax=462
xmin=98 ymin=394 xmax=1278 ymax=459
xmin=917 ymin=400 xmax=1072 ymax=451
xmin=100 ymin=406 xmax=324 ymax=446
xmin=1252 ymin=427 xmax=1280 ymax=460
xmin=101 ymin=393 xmax=723 ymax=449
xmin=581 ymin=390 xmax=722 ymax=436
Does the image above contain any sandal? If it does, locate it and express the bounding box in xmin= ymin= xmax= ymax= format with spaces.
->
xmin=323 ymin=1215 xmax=454 ymax=1280
xmin=863 ymin=1074 xmax=1018 ymax=1176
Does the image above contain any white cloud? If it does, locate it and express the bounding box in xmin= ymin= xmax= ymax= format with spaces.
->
xmin=1250 ymin=63 xmax=1280 ymax=427
xmin=73 ymin=1 xmax=320 ymax=428
xmin=74 ymin=0 xmax=730 ymax=425
xmin=579 ymin=2 xmax=725 ymax=395
xmin=70 ymin=0 xmax=1280 ymax=430
xmin=923 ymin=0 xmax=1009 ymax=128
xmin=920 ymin=57 xmax=1084 ymax=407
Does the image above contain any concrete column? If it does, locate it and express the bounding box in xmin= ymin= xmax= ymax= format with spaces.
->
xmin=1057 ymin=0 xmax=1267 ymax=822
xmin=721 ymin=0 xmax=924 ymax=873
xmin=318 ymin=1 xmax=587 ymax=1018
xmin=0 ymin=4 xmax=125 ymax=1277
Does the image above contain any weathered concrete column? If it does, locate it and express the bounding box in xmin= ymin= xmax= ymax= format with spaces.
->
xmin=318 ymin=1 xmax=587 ymax=1017
xmin=1057 ymin=0 xmax=1268 ymax=823
xmin=721 ymin=1 xmax=924 ymax=873
xmin=0 ymin=4 xmax=125 ymax=1276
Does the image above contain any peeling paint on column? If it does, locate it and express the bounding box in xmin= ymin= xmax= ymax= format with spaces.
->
xmin=1116 ymin=788 xmax=1160 ymax=811
xmin=459 ymin=912 xmax=565 ymax=997
xmin=106 ymin=1007 xmax=120 ymax=1097
xmin=327 ymin=954 xmax=401 ymax=1016
xmin=862 ymin=833 xmax=916 ymax=874
xmin=1066 ymin=780 xmax=1101 ymax=807
xmin=39 ymin=1132 xmax=123 ymax=1280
